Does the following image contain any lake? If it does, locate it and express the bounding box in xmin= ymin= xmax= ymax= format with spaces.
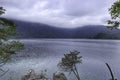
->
xmin=1 ymin=39 xmax=120 ymax=80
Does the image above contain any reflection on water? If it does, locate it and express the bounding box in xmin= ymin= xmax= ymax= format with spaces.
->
xmin=1 ymin=39 xmax=120 ymax=80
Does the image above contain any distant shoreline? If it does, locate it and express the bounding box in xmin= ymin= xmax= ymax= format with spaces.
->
xmin=11 ymin=38 xmax=120 ymax=41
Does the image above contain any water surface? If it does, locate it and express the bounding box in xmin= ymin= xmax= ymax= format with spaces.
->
xmin=1 ymin=39 xmax=120 ymax=80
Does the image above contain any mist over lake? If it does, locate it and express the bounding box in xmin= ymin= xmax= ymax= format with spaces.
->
xmin=1 ymin=39 xmax=120 ymax=80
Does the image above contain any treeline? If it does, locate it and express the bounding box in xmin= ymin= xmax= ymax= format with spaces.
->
xmin=93 ymin=32 xmax=120 ymax=39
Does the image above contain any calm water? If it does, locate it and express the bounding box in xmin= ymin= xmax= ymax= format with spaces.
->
xmin=1 ymin=39 xmax=120 ymax=80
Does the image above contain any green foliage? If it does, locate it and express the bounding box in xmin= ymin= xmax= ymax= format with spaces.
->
xmin=58 ymin=51 xmax=82 ymax=72
xmin=0 ymin=7 xmax=24 ymax=63
xmin=107 ymin=0 xmax=120 ymax=29
xmin=0 ymin=18 xmax=17 ymax=40
xmin=0 ymin=7 xmax=24 ymax=77
xmin=0 ymin=41 xmax=24 ymax=62
xmin=58 ymin=50 xmax=82 ymax=80
xmin=0 ymin=7 xmax=16 ymax=41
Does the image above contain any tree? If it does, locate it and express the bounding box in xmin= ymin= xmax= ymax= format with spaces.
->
xmin=58 ymin=50 xmax=82 ymax=80
xmin=0 ymin=7 xmax=5 ymax=15
xmin=107 ymin=0 xmax=120 ymax=29
xmin=0 ymin=7 xmax=24 ymax=77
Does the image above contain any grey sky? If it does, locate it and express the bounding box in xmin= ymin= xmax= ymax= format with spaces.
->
xmin=0 ymin=0 xmax=115 ymax=28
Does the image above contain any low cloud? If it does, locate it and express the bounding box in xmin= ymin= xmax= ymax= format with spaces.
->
xmin=0 ymin=0 xmax=115 ymax=28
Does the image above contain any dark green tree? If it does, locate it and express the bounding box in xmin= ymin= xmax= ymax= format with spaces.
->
xmin=58 ymin=50 xmax=82 ymax=80
xmin=0 ymin=7 xmax=24 ymax=77
xmin=107 ymin=0 xmax=120 ymax=29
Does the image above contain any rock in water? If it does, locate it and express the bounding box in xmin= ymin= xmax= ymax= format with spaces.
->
xmin=21 ymin=69 xmax=36 ymax=80
xmin=21 ymin=69 xmax=49 ymax=80
xmin=53 ymin=71 xmax=67 ymax=80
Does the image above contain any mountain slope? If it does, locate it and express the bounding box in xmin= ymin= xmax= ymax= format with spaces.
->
xmin=12 ymin=20 xmax=120 ymax=39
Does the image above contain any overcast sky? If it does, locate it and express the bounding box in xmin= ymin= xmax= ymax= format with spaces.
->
xmin=0 ymin=0 xmax=115 ymax=28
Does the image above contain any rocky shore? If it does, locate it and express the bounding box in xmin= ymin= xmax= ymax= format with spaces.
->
xmin=21 ymin=69 xmax=67 ymax=80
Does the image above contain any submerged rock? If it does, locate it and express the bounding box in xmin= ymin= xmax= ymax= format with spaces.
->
xmin=21 ymin=69 xmax=67 ymax=80
xmin=21 ymin=69 xmax=36 ymax=80
xmin=21 ymin=69 xmax=48 ymax=80
xmin=53 ymin=71 xmax=67 ymax=80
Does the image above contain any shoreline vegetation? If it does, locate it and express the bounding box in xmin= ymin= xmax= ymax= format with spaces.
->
xmin=5 ymin=51 xmax=117 ymax=80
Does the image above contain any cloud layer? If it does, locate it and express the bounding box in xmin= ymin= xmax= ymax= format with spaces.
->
xmin=0 ymin=0 xmax=115 ymax=28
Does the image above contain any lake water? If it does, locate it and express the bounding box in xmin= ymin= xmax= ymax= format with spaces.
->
xmin=1 ymin=39 xmax=120 ymax=80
